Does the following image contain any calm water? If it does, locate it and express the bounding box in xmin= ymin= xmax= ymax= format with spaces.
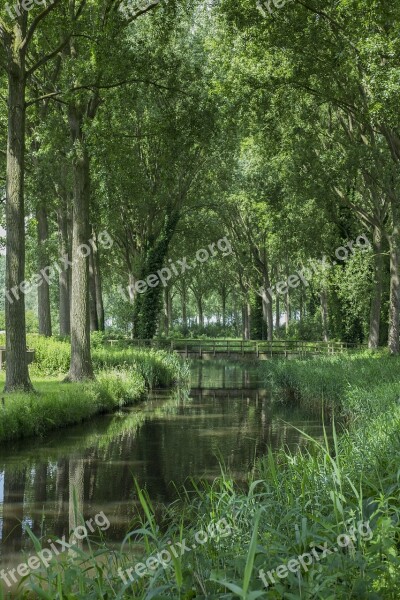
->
xmin=0 ymin=361 xmax=327 ymax=575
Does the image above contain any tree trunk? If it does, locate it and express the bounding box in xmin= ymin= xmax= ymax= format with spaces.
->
xmin=36 ymin=204 xmax=52 ymax=337
xmin=133 ymin=211 xmax=179 ymax=339
xmin=89 ymin=250 xmax=99 ymax=331
xmin=167 ymin=289 xmax=172 ymax=328
xmin=284 ymin=289 xmax=290 ymax=333
xmin=242 ymin=302 xmax=250 ymax=340
xmin=320 ymin=289 xmax=329 ymax=342
xmin=92 ymin=231 xmax=105 ymax=331
xmin=261 ymin=290 xmax=274 ymax=341
xmin=299 ymin=288 xmax=304 ymax=320
xmin=275 ymin=295 xmax=280 ymax=332
xmin=181 ymin=286 xmax=188 ymax=332
xmin=197 ymin=296 xmax=204 ymax=327
xmin=388 ymin=199 xmax=400 ymax=354
xmin=66 ymin=105 xmax=93 ymax=380
xmin=5 ymin=55 xmax=32 ymax=391
xmin=221 ymin=284 xmax=227 ymax=327
xmin=163 ymin=287 xmax=172 ymax=333
xmin=368 ymin=225 xmax=383 ymax=349
xmin=57 ymin=205 xmax=71 ymax=336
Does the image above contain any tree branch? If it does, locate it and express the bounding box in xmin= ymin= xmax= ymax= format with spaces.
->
xmin=26 ymin=77 xmax=189 ymax=107
xmin=25 ymin=0 xmax=87 ymax=77
xmin=22 ymin=0 xmax=63 ymax=51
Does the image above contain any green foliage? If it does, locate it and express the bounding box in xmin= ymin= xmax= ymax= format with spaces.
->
xmin=0 ymin=311 xmax=38 ymax=333
xmin=277 ymin=313 xmax=324 ymax=341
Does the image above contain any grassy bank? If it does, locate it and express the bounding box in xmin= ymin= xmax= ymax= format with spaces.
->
xmin=12 ymin=352 xmax=400 ymax=599
xmin=0 ymin=335 xmax=189 ymax=444
xmin=26 ymin=334 xmax=187 ymax=389
xmin=0 ymin=370 xmax=146 ymax=444
xmin=265 ymin=350 xmax=400 ymax=422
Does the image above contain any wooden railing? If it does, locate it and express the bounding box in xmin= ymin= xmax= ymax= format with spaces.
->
xmin=105 ymin=338 xmax=365 ymax=357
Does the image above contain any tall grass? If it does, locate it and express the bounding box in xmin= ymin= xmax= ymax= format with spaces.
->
xmin=265 ymin=350 xmax=400 ymax=419
xmin=25 ymin=334 xmax=188 ymax=388
xmin=0 ymin=370 xmax=146 ymax=443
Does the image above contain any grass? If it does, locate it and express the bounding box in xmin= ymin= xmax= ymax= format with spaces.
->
xmin=0 ymin=370 xmax=147 ymax=444
xmin=26 ymin=334 xmax=188 ymax=389
xmin=0 ymin=334 xmax=189 ymax=444
xmin=5 ymin=351 xmax=400 ymax=598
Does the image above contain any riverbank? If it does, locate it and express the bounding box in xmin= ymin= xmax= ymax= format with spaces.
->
xmin=0 ymin=336 xmax=189 ymax=444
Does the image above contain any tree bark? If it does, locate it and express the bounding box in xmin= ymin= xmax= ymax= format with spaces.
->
xmin=66 ymin=105 xmax=93 ymax=380
xmin=163 ymin=287 xmax=172 ymax=333
xmin=368 ymin=225 xmax=383 ymax=349
xmin=275 ymin=295 xmax=280 ymax=333
xmin=242 ymin=302 xmax=251 ymax=340
xmin=89 ymin=250 xmax=99 ymax=331
xmin=4 ymin=50 xmax=32 ymax=391
xmin=388 ymin=198 xmax=400 ymax=354
xmin=92 ymin=231 xmax=105 ymax=331
xmin=284 ymin=289 xmax=290 ymax=334
xmin=181 ymin=286 xmax=188 ymax=332
xmin=320 ymin=289 xmax=329 ymax=342
xmin=261 ymin=289 xmax=274 ymax=341
xmin=57 ymin=205 xmax=71 ymax=336
xmin=36 ymin=204 xmax=52 ymax=337
xmin=167 ymin=289 xmax=172 ymax=328
xmin=221 ymin=283 xmax=227 ymax=328
xmin=197 ymin=295 xmax=204 ymax=327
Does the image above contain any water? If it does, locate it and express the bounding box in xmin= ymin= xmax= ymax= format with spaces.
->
xmin=0 ymin=361 xmax=327 ymax=574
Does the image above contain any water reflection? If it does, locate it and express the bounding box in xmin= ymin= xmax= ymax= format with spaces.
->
xmin=0 ymin=361 xmax=328 ymax=573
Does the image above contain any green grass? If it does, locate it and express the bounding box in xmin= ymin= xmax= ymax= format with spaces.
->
xmin=24 ymin=334 xmax=188 ymax=389
xmin=0 ymin=370 xmax=147 ymax=444
xmin=264 ymin=350 xmax=400 ymax=420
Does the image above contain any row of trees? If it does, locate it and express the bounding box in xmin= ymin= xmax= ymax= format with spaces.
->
xmin=1 ymin=0 xmax=399 ymax=390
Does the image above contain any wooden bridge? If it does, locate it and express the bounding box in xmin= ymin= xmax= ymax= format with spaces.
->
xmin=107 ymin=338 xmax=364 ymax=359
